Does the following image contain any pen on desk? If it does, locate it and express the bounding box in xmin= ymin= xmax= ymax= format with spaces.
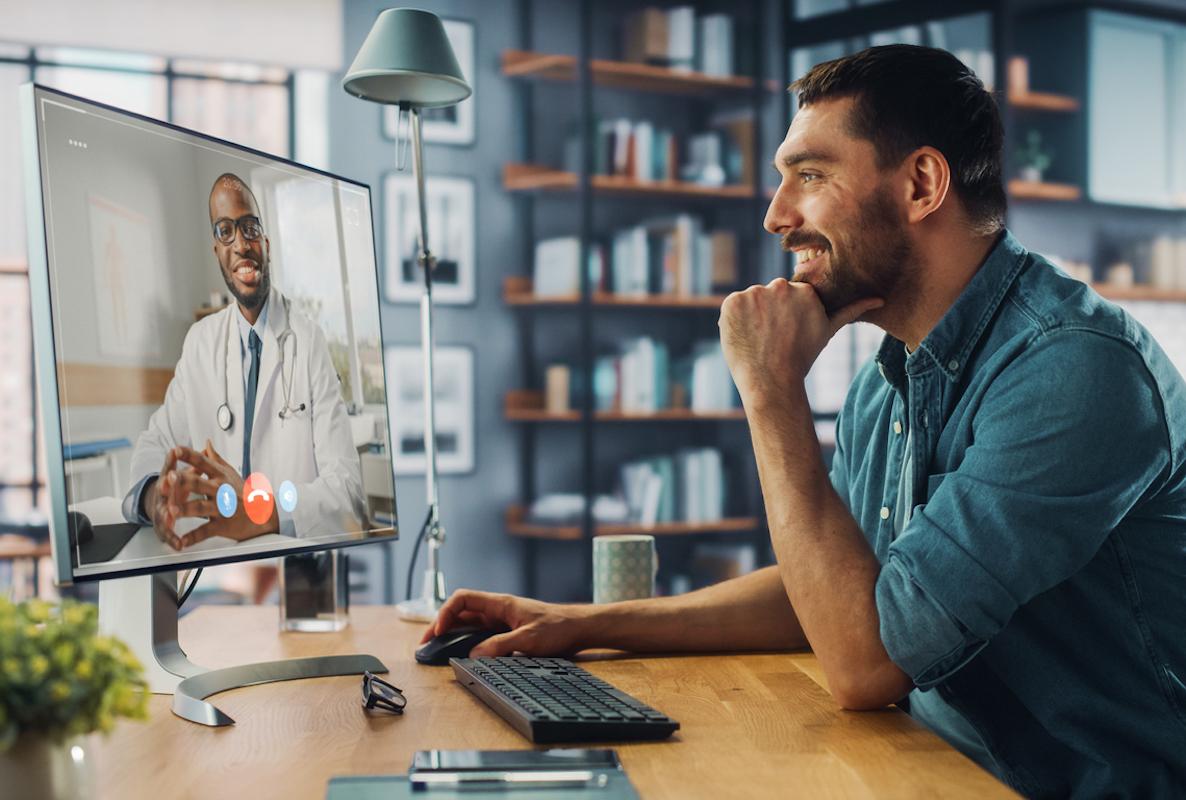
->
xmin=409 ymin=769 xmax=609 ymax=790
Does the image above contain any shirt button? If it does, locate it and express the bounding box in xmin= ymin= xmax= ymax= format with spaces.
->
xmin=893 ymin=420 xmax=903 ymax=435
xmin=880 ymin=506 xmax=891 ymax=520
xmin=947 ymin=359 xmax=960 ymax=371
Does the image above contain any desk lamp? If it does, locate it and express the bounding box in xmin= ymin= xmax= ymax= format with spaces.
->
xmin=343 ymin=8 xmax=472 ymax=622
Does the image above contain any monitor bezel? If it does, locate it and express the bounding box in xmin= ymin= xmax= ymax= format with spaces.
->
xmin=20 ymin=82 xmax=399 ymax=586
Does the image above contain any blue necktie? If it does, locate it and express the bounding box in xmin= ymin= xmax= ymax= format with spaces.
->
xmin=242 ymin=330 xmax=262 ymax=476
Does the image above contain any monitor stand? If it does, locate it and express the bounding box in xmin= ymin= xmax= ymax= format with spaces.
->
xmin=98 ymin=572 xmax=387 ymax=727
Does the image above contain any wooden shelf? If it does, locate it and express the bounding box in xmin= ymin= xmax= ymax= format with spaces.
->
xmin=503 ymin=164 xmax=755 ymax=200
xmin=503 ymin=277 xmax=727 ymax=310
xmin=502 ymin=49 xmax=760 ymax=95
xmin=505 ymin=390 xmax=746 ymax=423
xmin=1092 ymin=284 xmax=1186 ymax=303
xmin=1007 ymin=90 xmax=1080 ymax=112
xmin=1008 ymin=179 xmax=1082 ymax=201
xmin=505 ymin=505 xmax=760 ymax=541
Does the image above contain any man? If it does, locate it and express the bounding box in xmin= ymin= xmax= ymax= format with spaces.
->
xmin=123 ymin=173 xmax=366 ymax=550
xmin=424 ymin=46 xmax=1186 ymax=797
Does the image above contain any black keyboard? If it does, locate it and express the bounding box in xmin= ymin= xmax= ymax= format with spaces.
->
xmin=450 ymin=656 xmax=679 ymax=744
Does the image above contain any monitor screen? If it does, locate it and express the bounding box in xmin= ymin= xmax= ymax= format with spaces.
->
xmin=22 ymin=85 xmax=398 ymax=584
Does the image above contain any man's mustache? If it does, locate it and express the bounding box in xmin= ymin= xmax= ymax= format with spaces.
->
xmin=781 ymin=232 xmax=830 ymax=253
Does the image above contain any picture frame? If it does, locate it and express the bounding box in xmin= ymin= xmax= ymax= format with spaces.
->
xmin=384 ymin=345 xmax=475 ymax=476
xmin=382 ymin=18 xmax=475 ymax=146
xmin=383 ymin=173 xmax=475 ymax=305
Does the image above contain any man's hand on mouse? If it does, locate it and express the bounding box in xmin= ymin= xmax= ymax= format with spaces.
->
xmin=422 ymin=590 xmax=590 ymax=658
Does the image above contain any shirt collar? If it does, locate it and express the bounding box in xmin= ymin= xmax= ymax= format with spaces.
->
xmin=875 ymin=229 xmax=1027 ymax=388
xmin=235 ymin=295 xmax=270 ymax=351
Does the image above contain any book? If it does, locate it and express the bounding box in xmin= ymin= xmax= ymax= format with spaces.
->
xmin=533 ymin=236 xmax=581 ymax=296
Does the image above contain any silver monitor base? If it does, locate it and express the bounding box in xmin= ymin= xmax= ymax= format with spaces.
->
xmin=98 ymin=572 xmax=387 ymax=726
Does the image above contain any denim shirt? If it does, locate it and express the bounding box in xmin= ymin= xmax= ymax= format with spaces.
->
xmin=829 ymin=231 xmax=1186 ymax=798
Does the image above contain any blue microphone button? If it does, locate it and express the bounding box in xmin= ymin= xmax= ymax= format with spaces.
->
xmin=216 ymin=483 xmax=237 ymax=518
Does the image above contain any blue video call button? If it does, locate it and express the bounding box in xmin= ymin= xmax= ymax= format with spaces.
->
xmin=216 ymin=483 xmax=237 ymax=518
xmin=278 ymin=480 xmax=298 ymax=513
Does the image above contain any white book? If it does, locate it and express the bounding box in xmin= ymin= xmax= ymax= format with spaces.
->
xmin=533 ymin=237 xmax=580 ymax=296
xmin=633 ymin=120 xmax=654 ymax=181
xmin=666 ymin=6 xmax=695 ymax=71
xmin=639 ymin=467 xmax=663 ymax=526
xmin=698 ymin=14 xmax=733 ymax=77
xmin=700 ymin=448 xmax=724 ymax=520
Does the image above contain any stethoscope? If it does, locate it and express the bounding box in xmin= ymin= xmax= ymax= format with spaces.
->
xmin=216 ymin=296 xmax=306 ymax=432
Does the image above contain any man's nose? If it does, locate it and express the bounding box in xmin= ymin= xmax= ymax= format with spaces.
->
xmin=764 ymin=182 xmax=803 ymax=236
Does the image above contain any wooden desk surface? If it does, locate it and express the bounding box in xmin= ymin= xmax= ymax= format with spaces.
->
xmin=92 ymin=606 xmax=1016 ymax=799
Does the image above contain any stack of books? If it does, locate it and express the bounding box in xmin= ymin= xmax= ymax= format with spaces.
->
xmin=583 ymin=338 xmax=739 ymax=414
xmin=619 ymin=447 xmax=726 ymax=526
xmin=533 ymin=222 xmax=737 ymax=300
xmin=621 ymin=6 xmax=735 ymax=77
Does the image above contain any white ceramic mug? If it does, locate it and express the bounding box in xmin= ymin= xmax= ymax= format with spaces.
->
xmin=593 ymin=535 xmax=656 ymax=603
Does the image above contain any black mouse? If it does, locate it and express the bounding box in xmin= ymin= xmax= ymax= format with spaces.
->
xmin=415 ymin=626 xmax=503 ymax=666
xmin=67 ymin=510 xmax=93 ymax=546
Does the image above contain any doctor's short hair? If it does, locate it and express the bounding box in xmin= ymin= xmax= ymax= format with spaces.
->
xmin=209 ymin=172 xmax=261 ymax=218
xmin=790 ymin=44 xmax=1006 ymax=236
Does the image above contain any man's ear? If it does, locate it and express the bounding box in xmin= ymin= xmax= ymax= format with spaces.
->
xmin=902 ymin=146 xmax=950 ymax=224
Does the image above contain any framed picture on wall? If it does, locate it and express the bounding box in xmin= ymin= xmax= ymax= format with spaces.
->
xmin=382 ymin=18 xmax=475 ymax=146
xmin=384 ymin=345 xmax=475 ymax=476
xmin=383 ymin=173 xmax=474 ymax=304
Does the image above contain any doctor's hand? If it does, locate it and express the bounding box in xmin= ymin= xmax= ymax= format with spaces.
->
xmin=144 ymin=447 xmax=219 ymax=551
xmin=168 ymin=441 xmax=279 ymax=548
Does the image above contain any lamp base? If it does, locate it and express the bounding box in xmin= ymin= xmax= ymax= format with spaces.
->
xmin=396 ymin=596 xmax=443 ymax=623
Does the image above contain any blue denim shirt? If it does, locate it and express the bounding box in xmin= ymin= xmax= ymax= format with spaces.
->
xmin=829 ymin=231 xmax=1186 ymax=798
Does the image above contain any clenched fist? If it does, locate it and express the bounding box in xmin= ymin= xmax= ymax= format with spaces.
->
xmin=718 ymin=278 xmax=883 ymax=406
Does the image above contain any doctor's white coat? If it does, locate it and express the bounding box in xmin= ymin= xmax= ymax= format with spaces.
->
xmin=127 ymin=286 xmax=367 ymax=538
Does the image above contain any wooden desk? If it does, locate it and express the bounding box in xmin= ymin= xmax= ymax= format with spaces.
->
xmin=92 ymin=607 xmax=1016 ymax=799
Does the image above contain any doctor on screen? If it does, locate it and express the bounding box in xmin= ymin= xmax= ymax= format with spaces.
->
xmin=122 ymin=173 xmax=367 ymax=550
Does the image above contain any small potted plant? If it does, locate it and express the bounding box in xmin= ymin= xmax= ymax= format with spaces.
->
xmin=1016 ymin=129 xmax=1054 ymax=182
xmin=0 ymin=598 xmax=149 ymax=799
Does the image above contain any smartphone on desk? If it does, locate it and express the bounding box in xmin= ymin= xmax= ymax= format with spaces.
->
xmin=411 ymin=749 xmax=620 ymax=773
xmin=409 ymin=749 xmax=621 ymax=790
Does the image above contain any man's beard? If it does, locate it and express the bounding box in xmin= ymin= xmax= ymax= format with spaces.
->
xmin=220 ymin=257 xmax=270 ymax=311
xmin=783 ymin=185 xmax=913 ymax=315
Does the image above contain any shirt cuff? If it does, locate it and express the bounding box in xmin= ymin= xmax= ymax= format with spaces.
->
xmin=876 ymin=557 xmax=987 ymax=689
xmin=122 ymin=473 xmax=158 ymax=526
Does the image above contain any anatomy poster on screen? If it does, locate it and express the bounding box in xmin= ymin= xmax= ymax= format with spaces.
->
xmin=87 ymin=194 xmax=161 ymax=359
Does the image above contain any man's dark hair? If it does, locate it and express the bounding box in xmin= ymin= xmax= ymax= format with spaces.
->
xmin=791 ymin=45 xmax=1006 ymax=235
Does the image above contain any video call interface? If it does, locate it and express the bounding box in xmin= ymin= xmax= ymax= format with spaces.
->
xmin=32 ymin=86 xmax=397 ymax=579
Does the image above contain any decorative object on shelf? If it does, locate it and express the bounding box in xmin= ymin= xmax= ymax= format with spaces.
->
xmin=1015 ymin=129 xmax=1054 ymax=182
xmin=343 ymin=6 xmax=473 ymax=622
xmin=382 ymin=18 xmax=475 ymax=145
xmin=1007 ymin=55 xmax=1030 ymax=95
xmin=0 ymin=599 xmax=149 ymax=800
xmin=384 ymin=173 xmax=475 ymax=305
xmin=384 ymin=345 xmax=474 ymax=476
xmin=1105 ymin=262 xmax=1135 ymax=288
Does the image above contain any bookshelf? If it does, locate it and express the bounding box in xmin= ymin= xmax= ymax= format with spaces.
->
xmin=502 ymin=49 xmax=757 ymax=95
xmin=503 ymin=277 xmax=727 ymax=310
xmin=504 ymin=390 xmax=748 ymax=422
xmin=507 ymin=0 xmax=772 ymax=599
xmin=505 ymin=506 xmax=761 ymax=541
xmin=503 ymin=164 xmax=755 ymax=199
xmin=1008 ymin=179 xmax=1082 ymax=202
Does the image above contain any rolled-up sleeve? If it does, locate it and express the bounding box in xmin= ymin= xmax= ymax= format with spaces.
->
xmin=876 ymin=330 xmax=1172 ymax=689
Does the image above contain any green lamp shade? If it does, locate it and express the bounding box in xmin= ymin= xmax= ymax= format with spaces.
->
xmin=342 ymin=8 xmax=472 ymax=108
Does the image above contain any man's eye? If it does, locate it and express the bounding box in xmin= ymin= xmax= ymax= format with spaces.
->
xmin=800 ymin=172 xmax=820 ymax=183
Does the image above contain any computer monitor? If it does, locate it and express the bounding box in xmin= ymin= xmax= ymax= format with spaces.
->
xmin=20 ymin=83 xmax=399 ymax=724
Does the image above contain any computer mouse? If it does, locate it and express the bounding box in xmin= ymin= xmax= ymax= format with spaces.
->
xmin=415 ymin=626 xmax=503 ymax=666
xmin=67 ymin=510 xmax=93 ymax=546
